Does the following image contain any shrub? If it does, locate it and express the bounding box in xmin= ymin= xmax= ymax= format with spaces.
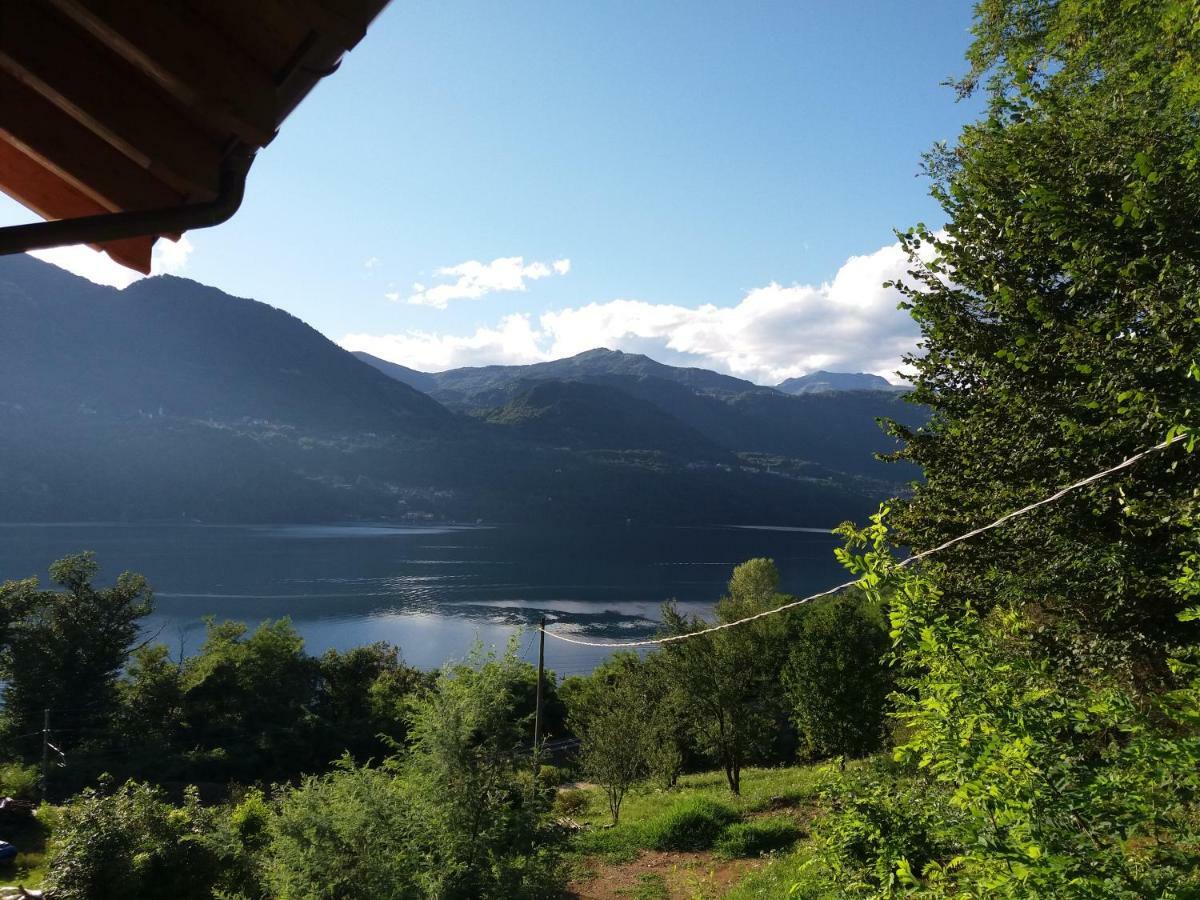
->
xmin=714 ymin=817 xmax=801 ymax=859
xmin=644 ymin=797 xmax=739 ymax=851
xmin=815 ymin=761 xmax=960 ymax=894
xmin=263 ymin=764 xmax=420 ymax=899
xmin=0 ymin=763 xmax=40 ymax=802
xmin=43 ymin=782 xmax=223 ymax=900
xmin=553 ymin=789 xmax=590 ymax=817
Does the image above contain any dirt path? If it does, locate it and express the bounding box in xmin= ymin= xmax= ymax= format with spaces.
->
xmin=567 ymin=850 xmax=762 ymax=899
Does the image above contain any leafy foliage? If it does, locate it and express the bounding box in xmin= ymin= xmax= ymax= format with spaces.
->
xmin=43 ymin=782 xmax=224 ymax=900
xmin=820 ymin=513 xmax=1200 ymax=896
xmin=783 ymin=593 xmax=891 ymax=759
xmin=888 ymin=0 xmax=1200 ymax=651
xmin=784 ymin=1 xmax=1200 ymax=895
xmin=0 ymin=553 xmax=151 ymax=766
xmin=659 ymin=559 xmax=795 ymax=793
xmin=400 ymin=644 xmax=560 ymax=898
xmin=566 ymin=656 xmax=655 ymax=824
xmin=264 ymin=762 xmax=422 ymax=900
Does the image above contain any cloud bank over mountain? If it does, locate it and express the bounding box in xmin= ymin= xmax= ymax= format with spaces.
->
xmin=344 ymin=239 xmax=923 ymax=383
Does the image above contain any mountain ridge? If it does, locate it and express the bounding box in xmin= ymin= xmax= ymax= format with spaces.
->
xmin=356 ymin=348 xmax=925 ymax=481
xmin=0 ymin=256 xmax=918 ymax=525
xmin=777 ymin=370 xmax=905 ymax=394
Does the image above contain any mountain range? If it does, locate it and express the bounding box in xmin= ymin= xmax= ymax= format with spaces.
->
xmin=0 ymin=255 xmax=925 ymax=526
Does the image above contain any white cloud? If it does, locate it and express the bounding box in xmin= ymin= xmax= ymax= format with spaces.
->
xmin=343 ymin=239 xmax=927 ymax=383
xmin=29 ymin=236 xmax=195 ymax=289
xmin=406 ymin=255 xmax=572 ymax=309
xmin=364 ymin=256 xmax=381 ymax=269
xmin=349 ymin=314 xmax=547 ymax=371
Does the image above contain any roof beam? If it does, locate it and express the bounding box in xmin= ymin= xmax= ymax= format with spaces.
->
xmin=287 ymin=0 xmax=370 ymax=51
xmin=46 ymin=0 xmax=278 ymax=146
xmin=0 ymin=2 xmax=222 ymax=199
xmin=0 ymin=75 xmax=183 ymax=214
xmin=0 ymin=143 xmax=154 ymax=273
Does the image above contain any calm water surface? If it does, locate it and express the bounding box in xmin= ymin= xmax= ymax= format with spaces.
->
xmin=0 ymin=523 xmax=846 ymax=674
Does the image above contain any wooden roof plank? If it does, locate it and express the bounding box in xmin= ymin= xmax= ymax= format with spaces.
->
xmin=0 ymin=2 xmax=222 ymax=200
xmin=0 ymin=143 xmax=154 ymax=272
xmin=0 ymin=75 xmax=183 ymax=213
xmin=47 ymin=0 xmax=278 ymax=146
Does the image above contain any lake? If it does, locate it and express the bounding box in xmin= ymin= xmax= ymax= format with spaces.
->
xmin=0 ymin=522 xmax=848 ymax=674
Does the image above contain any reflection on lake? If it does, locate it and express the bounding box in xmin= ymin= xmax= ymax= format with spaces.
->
xmin=0 ymin=523 xmax=846 ymax=674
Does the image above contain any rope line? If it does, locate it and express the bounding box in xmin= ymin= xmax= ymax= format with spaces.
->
xmin=540 ymin=432 xmax=1188 ymax=648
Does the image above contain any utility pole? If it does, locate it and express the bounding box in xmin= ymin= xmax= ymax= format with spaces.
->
xmin=533 ymin=617 xmax=546 ymax=771
xmin=40 ymin=708 xmax=49 ymax=799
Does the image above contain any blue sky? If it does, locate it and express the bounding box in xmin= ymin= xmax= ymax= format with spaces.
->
xmin=5 ymin=1 xmax=983 ymax=383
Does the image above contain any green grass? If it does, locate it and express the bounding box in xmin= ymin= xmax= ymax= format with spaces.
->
xmin=563 ymin=761 xmax=892 ymax=897
xmin=714 ymin=817 xmax=802 ymax=860
xmin=0 ymin=807 xmax=52 ymax=889
xmin=566 ymin=764 xmax=825 ymax=865
xmin=618 ymin=872 xmax=671 ymax=899
xmin=722 ymin=844 xmax=841 ymax=900
xmin=643 ymin=797 xmax=739 ymax=852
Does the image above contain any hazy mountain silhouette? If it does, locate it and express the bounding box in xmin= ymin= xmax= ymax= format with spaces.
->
xmin=1 ymin=255 xmax=448 ymax=433
xmin=357 ymin=348 xmax=925 ymax=481
xmin=1 ymin=256 xmax=916 ymax=525
xmin=777 ymin=370 xmax=905 ymax=395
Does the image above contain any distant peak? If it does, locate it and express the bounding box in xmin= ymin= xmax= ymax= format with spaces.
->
xmin=776 ymin=371 xmax=904 ymax=395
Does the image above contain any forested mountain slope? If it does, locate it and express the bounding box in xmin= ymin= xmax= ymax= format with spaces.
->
xmin=0 ymin=257 xmax=909 ymax=525
xmin=357 ymin=347 xmax=927 ymax=481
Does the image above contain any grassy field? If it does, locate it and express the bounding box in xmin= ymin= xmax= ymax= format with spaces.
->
xmin=561 ymin=763 xmax=840 ymax=898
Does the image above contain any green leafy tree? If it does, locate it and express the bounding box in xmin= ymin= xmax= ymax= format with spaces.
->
xmin=311 ymin=643 xmax=431 ymax=764
xmin=783 ymin=592 xmax=891 ymax=759
xmin=566 ymin=656 xmax=654 ymax=824
xmin=640 ymin=652 xmax=690 ymax=789
xmin=822 ymin=513 xmax=1200 ymax=896
xmin=403 ymin=644 xmax=560 ymax=898
xmin=180 ymin=618 xmax=317 ymax=781
xmin=659 ymin=559 xmax=792 ymax=794
xmin=827 ymin=3 xmax=1200 ymax=886
xmin=888 ymin=0 xmax=1200 ymax=652
xmin=0 ymin=553 xmax=152 ymax=752
xmin=261 ymin=645 xmax=561 ymax=899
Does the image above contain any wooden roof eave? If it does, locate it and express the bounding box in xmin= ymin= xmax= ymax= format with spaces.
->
xmin=0 ymin=0 xmax=391 ymax=273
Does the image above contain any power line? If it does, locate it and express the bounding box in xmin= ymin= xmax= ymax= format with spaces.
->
xmin=541 ymin=432 xmax=1189 ymax=648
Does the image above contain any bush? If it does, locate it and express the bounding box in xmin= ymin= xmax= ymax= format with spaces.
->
xmin=714 ymin=817 xmax=801 ymax=859
xmin=644 ymin=798 xmax=739 ymax=851
xmin=0 ymin=762 xmax=40 ymax=802
xmin=43 ymin=782 xmax=223 ymax=900
xmin=815 ymin=761 xmax=960 ymax=893
xmin=553 ymin=789 xmax=590 ymax=817
xmin=264 ymin=764 xmax=421 ymax=899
